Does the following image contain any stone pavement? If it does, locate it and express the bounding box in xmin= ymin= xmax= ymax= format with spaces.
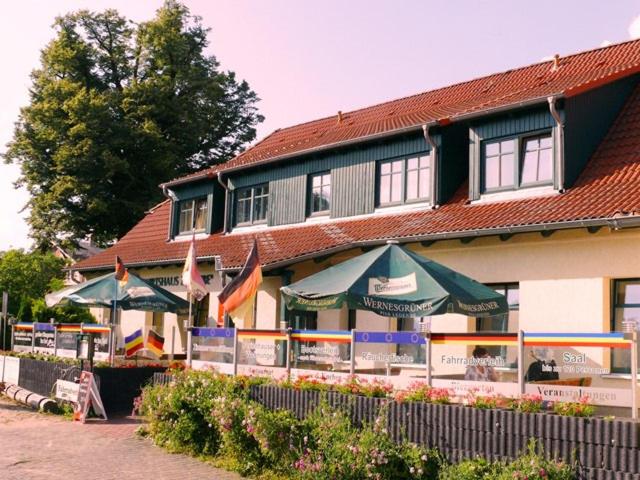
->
xmin=0 ymin=396 xmax=241 ymax=480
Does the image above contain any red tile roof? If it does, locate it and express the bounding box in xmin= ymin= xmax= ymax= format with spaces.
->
xmin=164 ymin=39 xmax=640 ymax=187
xmin=75 ymin=80 xmax=640 ymax=272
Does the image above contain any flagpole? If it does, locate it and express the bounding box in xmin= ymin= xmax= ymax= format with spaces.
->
xmin=111 ymin=274 xmax=117 ymax=367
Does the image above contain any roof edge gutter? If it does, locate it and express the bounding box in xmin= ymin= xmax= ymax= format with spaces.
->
xmin=160 ymin=170 xmax=218 ymax=189
xmin=226 ymin=214 xmax=640 ymax=273
xmin=71 ymin=214 xmax=640 ymax=274
xmin=72 ymin=255 xmax=219 ymax=273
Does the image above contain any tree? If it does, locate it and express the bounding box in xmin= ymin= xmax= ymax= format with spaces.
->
xmin=0 ymin=249 xmax=66 ymax=317
xmin=5 ymin=1 xmax=263 ymax=249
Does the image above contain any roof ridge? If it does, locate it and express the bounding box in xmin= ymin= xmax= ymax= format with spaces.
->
xmin=243 ymin=38 xmax=640 ymax=138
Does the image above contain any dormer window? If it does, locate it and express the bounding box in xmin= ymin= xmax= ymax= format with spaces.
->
xmin=377 ymin=156 xmax=430 ymax=206
xmin=179 ymin=197 xmax=208 ymax=234
xmin=235 ymin=184 xmax=269 ymax=226
xmin=482 ymin=132 xmax=553 ymax=193
xmin=308 ymin=171 xmax=331 ymax=215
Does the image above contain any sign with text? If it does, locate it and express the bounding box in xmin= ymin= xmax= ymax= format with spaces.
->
xmin=55 ymin=380 xmax=80 ymax=402
xmin=192 ymin=328 xmax=235 ymax=363
xmin=13 ymin=327 xmax=33 ymax=352
xmin=34 ymin=324 xmax=55 ymax=352
xmin=238 ymin=330 xmax=286 ymax=368
xmin=73 ymin=371 xmax=107 ymax=423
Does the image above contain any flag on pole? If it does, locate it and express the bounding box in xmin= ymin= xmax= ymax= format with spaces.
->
xmin=182 ymin=233 xmax=208 ymax=301
xmin=124 ymin=329 xmax=144 ymax=357
xmin=146 ymin=329 xmax=165 ymax=357
xmin=216 ymin=301 xmax=225 ymax=327
xmin=218 ymin=239 xmax=262 ymax=325
xmin=115 ymin=256 xmax=129 ymax=287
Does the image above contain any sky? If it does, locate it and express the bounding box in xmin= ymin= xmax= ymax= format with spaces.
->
xmin=1 ymin=0 xmax=640 ymax=251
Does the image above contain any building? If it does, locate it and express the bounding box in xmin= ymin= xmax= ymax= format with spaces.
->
xmin=74 ymin=40 xmax=640 ymax=387
xmin=51 ymin=238 xmax=103 ymax=285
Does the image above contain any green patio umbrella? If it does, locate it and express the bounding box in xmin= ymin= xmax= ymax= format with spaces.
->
xmin=46 ymin=272 xmax=189 ymax=313
xmin=281 ymin=243 xmax=508 ymax=318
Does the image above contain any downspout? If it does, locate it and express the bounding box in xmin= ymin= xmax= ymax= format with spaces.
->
xmin=162 ymin=185 xmax=178 ymax=242
xmin=216 ymin=173 xmax=230 ymax=234
xmin=547 ymin=96 xmax=565 ymax=193
xmin=422 ymin=124 xmax=439 ymax=209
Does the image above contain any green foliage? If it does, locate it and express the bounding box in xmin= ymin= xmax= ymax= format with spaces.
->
xmin=438 ymin=457 xmax=500 ymax=480
xmin=138 ymin=371 xmax=579 ymax=480
xmin=495 ymin=440 xmax=575 ymax=480
xmin=438 ymin=441 xmax=574 ymax=480
xmin=138 ymin=369 xmax=230 ymax=456
xmin=0 ymin=350 xmax=77 ymax=365
xmin=30 ymin=298 xmax=96 ymax=324
xmin=0 ymin=249 xmax=66 ymax=317
xmin=4 ymin=0 xmax=263 ymax=248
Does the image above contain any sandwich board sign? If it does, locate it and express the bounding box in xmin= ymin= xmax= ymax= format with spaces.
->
xmin=73 ymin=370 xmax=107 ymax=423
xmin=55 ymin=380 xmax=80 ymax=402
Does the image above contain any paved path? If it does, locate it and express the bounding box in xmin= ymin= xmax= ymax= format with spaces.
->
xmin=0 ymin=396 xmax=241 ymax=480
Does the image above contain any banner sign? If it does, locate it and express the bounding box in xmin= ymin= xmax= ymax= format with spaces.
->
xmin=13 ymin=324 xmax=33 ymax=351
xmin=525 ymin=384 xmax=632 ymax=407
xmin=355 ymin=331 xmax=425 ymax=345
xmin=192 ymin=328 xmax=235 ymax=363
xmin=192 ymin=328 xmax=235 ymax=338
xmin=432 ymin=378 xmax=520 ymax=397
xmin=523 ymin=332 xmax=630 ymax=349
xmin=34 ymin=323 xmax=55 ymax=351
xmin=291 ymin=330 xmax=350 ymax=343
xmin=431 ymin=332 xmax=518 ymax=346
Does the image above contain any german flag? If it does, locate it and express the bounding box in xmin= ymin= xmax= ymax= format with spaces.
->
xmin=146 ymin=329 xmax=165 ymax=357
xmin=218 ymin=240 xmax=262 ymax=326
xmin=124 ymin=329 xmax=144 ymax=357
xmin=115 ymin=256 xmax=129 ymax=287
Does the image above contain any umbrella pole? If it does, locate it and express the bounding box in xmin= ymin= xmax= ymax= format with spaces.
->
xmin=110 ymin=276 xmax=118 ymax=367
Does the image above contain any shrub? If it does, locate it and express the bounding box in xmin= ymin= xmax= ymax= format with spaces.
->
xmin=211 ymin=394 xmax=264 ymax=475
xmin=137 ymin=369 xmax=229 ymax=457
xmin=496 ymin=440 xmax=575 ymax=480
xmin=292 ymin=403 xmax=440 ymax=480
xmin=438 ymin=457 xmax=500 ymax=480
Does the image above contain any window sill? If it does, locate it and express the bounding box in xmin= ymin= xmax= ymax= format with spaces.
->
xmin=374 ymin=201 xmax=432 ymax=215
xmin=472 ymin=185 xmax=558 ymax=205
xmin=305 ymin=214 xmax=330 ymax=224
xmin=230 ymin=223 xmax=269 ymax=234
xmin=172 ymin=231 xmax=209 ymax=242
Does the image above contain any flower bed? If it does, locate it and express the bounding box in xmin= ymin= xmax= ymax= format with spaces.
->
xmin=137 ymin=369 xmax=577 ymax=479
